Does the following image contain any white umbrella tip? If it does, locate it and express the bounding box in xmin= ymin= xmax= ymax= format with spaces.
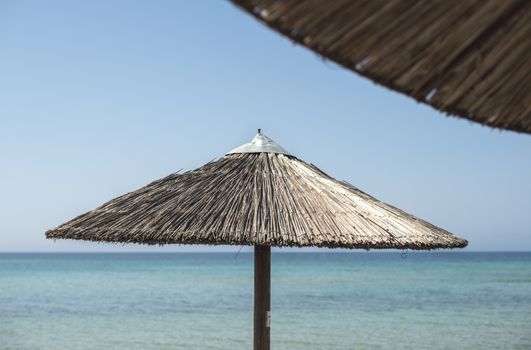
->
xmin=227 ymin=130 xmax=292 ymax=156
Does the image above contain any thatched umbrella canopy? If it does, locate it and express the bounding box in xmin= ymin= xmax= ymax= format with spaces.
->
xmin=47 ymin=131 xmax=467 ymax=350
xmin=229 ymin=0 xmax=531 ymax=135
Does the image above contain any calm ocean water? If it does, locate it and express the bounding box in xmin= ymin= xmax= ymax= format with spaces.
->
xmin=1 ymin=252 xmax=530 ymax=350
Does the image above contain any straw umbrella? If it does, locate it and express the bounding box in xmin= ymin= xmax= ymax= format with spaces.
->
xmin=46 ymin=131 xmax=467 ymax=350
xmin=229 ymin=0 xmax=531 ymax=135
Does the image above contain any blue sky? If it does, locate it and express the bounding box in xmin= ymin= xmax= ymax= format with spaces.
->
xmin=1 ymin=1 xmax=530 ymax=252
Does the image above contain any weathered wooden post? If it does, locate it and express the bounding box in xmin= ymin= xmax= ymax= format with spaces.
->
xmin=254 ymin=245 xmax=270 ymax=350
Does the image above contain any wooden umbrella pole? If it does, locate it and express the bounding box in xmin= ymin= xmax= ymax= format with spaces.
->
xmin=254 ymin=245 xmax=270 ymax=350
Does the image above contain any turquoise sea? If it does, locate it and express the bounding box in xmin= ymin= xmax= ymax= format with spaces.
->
xmin=1 ymin=252 xmax=530 ymax=349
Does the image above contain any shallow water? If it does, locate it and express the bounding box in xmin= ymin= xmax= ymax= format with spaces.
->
xmin=1 ymin=252 xmax=530 ymax=349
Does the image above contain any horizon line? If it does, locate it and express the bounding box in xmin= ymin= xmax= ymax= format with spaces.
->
xmin=1 ymin=250 xmax=530 ymax=254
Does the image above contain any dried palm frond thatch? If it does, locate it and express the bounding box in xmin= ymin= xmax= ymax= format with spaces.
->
xmin=229 ymin=0 xmax=531 ymax=135
xmin=46 ymin=132 xmax=467 ymax=250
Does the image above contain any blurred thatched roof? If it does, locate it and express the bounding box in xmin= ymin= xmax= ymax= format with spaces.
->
xmin=230 ymin=0 xmax=531 ymax=134
xmin=46 ymin=133 xmax=467 ymax=250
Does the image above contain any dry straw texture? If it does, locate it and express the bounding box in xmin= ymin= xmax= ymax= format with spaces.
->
xmin=47 ymin=152 xmax=467 ymax=250
xmin=230 ymin=0 xmax=531 ymax=134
